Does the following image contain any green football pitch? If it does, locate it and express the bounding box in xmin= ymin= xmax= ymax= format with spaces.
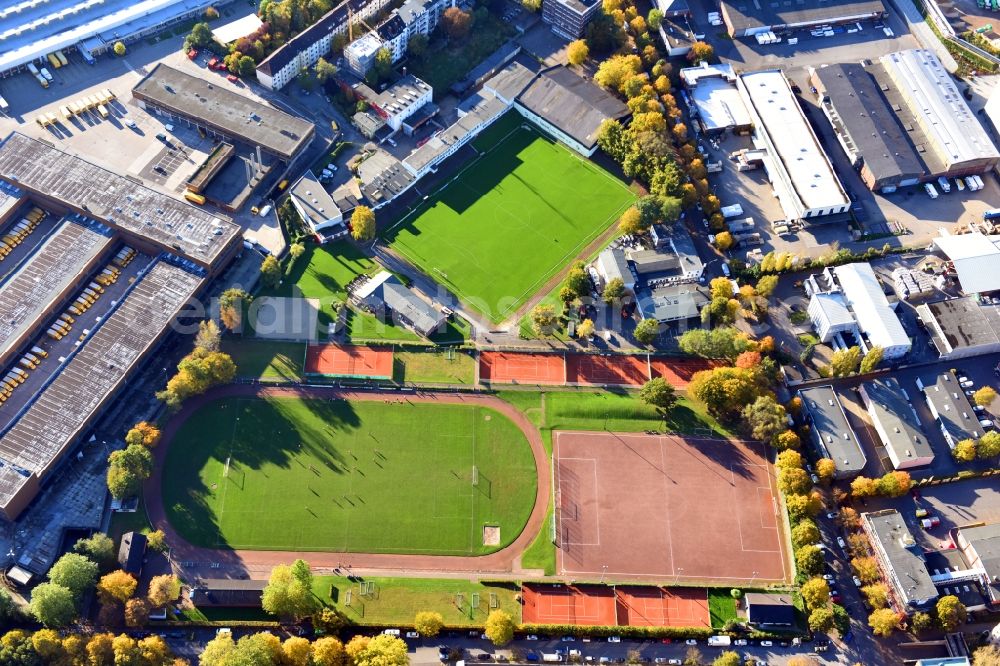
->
xmin=162 ymin=397 xmax=538 ymax=554
xmin=384 ymin=114 xmax=635 ymax=323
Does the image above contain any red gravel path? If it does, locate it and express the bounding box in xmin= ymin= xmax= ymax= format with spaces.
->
xmin=145 ymin=386 xmax=550 ymax=578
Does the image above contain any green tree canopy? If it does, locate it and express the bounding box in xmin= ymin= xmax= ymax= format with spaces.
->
xmin=484 ymin=609 xmax=516 ymax=646
xmin=47 ymin=553 xmax=98 ymax=600
xmin=639 ymin=377 xmax=677 ymax=418
xmin=633 ymin=318 xmax=660 ymax=345
xmin=30 ymin=583 xmax=76 ymax=628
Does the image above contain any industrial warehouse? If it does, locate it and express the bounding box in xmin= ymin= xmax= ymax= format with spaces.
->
xmin=0 ymin=132 xmax=242 ymax=521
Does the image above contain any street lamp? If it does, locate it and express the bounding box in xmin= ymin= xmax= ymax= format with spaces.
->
xmin=749 ymin=570 xmax=759 ymax=587
xmin=600 ymin=565 xmax=608 ymax=584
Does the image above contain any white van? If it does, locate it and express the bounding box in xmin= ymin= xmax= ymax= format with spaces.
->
xmin=973 ymin=175 xmax=985 ymax=191
xmin=721 ymin=262 xmax=731 ymax=277
xmin=937 ymin=176 xmax=951 ymax=193
xmin=925 ymin=183 xmax=938 ymax=199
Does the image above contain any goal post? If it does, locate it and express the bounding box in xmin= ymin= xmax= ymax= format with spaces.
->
xmin=472 ymin=465 xmax=479 ymax=487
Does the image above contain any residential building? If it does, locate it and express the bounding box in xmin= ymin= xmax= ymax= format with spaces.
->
xmin=917 ymin=296 xmax=1000 ymax=360
xmin=636 ymin=284 xmax=710 ymax=324
xmin=542 ymin=0 xmax=601 ymax=38
xmin=931 ymin=233 xmax=1000 ymax=295
xmin=515 ymin=66 xmax=631 ymax=156
xmin=859 ymin=378 xmax=934 ymax=469
xmin=805 ymin=263 xmax=911 ymax=360
xmin=736 ymin=70 xmax=850 ymax=223
xmin=916 ymin=371 xmax=985 ymax=449
xmin=719 ymin=0 xmax=885 ymax=37
xmin=256 ymin=0 xmax=391 ymax=90
xmin=354 ymin=271 xmax=445 ymax=337
xmin=679 ymin=62 xmax=752 ymax=135
xmin=344 ymin=33 xmax=384 ymax=78
xmin=118 ymin=532 xmax=146 ymax=577
xmin=352 ymin=75 xmax=434 ymax=136
xmin=862 ymin=509 xmax=938 ymax=611
xmin=345 ymin=0 xmax=456 ymax=76
xmin=289 ymin=171 xmax=349 ymax=240
xmin=745 ymin=593 xmax=796 ymax=628
xmin=798 ymin=386 xmax=866 ymax=478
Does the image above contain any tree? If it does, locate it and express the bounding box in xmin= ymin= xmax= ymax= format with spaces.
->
xmin=808 ymin=606 xmax=834 ymax=633
xmin=791 ymin=520 xmax=820 ymax=548
xmin=237 ymin=55 xmax=256 ymax=78
xmin=283 ymin=636 xmax=313 ymax=666
xmin=577 ymin=318 xmax=595 ymax=340
xmin=98 ymin=570 xmax=137 ymax=604
xmin=415 ymin=611 xmax=444 ymax=637
xmin=594 ymin=54 xmax=642 ymax=93
xmin=868 ymin=608 xmax=901 ymax=637
xmin=114 ymin=41 xmax=126 ymax=56
xmin=442 ymin=7 xmax=472 ymax=39
xmin=689 ymin=366 xmax=760 ymax=418
xmin=712 ymin=652 xmax=740 ymax=666
xmin=74 ymin=532 xmax=116 ymax=572
xmin=639 ymin=377 xmax=677 ymax=419
xmin=795 ymin=544 xmax=824 ymax=576
xmin=773 ymin=430 xmax=801 ymax=451
xmin=289 ymin=242 xmax=306 ymax=263
xmin=566 ymin=265 xmax=591 ymax=297
xmin=683 ymin=647 xmax=703 ymax=666
xmin=124 ymin=421 xmax=161 ymax=448
xmin=86 ymin=633 xmax=115 ymax=665
xmin=313 ymin=637 xmax=348 ymax=666
xmin=830 ymin=346 xmax=862 ymax=377
xmin=47 ymin=553 xmax=98 ymax=600
xmin=188 ymin=22 xmax=214 ymax=47
xmin=979 ymin=430 xmax=1000 ymax=458
xmin=147 ymin=574 xmax=182 ymax=608
xmin=647 ymin=8 xmax=663 ymax=28
xmin=677 ymin=327 xmax=754 ymax=360
xmin=531 ymin=305 xmax=559 ymax=337
xmin=755 ymin=274 xmax=779 ymax=298
xmin=106 ymin=444 xmax=153 ymax=499
xmin=688 ymin=41 xmax=713 ymax=63
xmin=775 ymin=449 xmax=804 ymax=470
xmin=31 ymin=629 xmax=63 ymax=662
xmin=408 ymin=34 xmax=429 ymax=57
xmin=851 ymin=476 xmax=879 ymax=498
xmin=353 ymin=634 xmax=408 ymax=666
xmin=351 ymin=206 xmax=376 ymax=242
xmin=911 ymin=610 xmax=934 ymax=635
xmin=219 ymin=287 xmax=252 ymax=333
xmin=877 ymin=470 xmax=912 ymax=497
xmin=800 ymin=577 xmax=830 ymax=610
xmin=785 ymin=491 xmax=822 ymax=521
xmin=936 ymin=594 xmax=967 ymax=631
xmin=146 ymin=529 xmax=167 ymax=553
xmin=974 ymin=386 xmax=997 ymax=408
xmin=859 ymin=346 xmax=883 ymax=374
xmin=618 ymin=206 xmax=644 ymax=235
xmin=634 ymin=318 xmax=660 ymax=345
xmin=861 ymin=583 xmax=889 ymax=609
xmin=815 ymin=458 xmax=837 ymax=482
xmin=851 ymin=556 xmax=880 ymax=583
xmin=201 ymin=632 xmax=236 ymax=666
xmin=262 ymin=561 xmax=319 ymax=619
xmin=603 ymin=277 xmax=625 ymax=304
xmin=567 ymin=39 xmax=589 ymax=65
xmin=742 ymin=396 xmax=787 ymax=441
xmin=714 ymin=231 xmax=734 ymax=251
xmin=261 ymin=254 xmax=282 ymax=289
xmin=315 ymin=57 xmax=337 ymax=84
xmin=974 ymin=646 xmax=1000 ymax=666
xmin=953 ymin=438 xmax=977 ymax=462
xmin=484 ymin=609 xmax=516 ymax=646
xmin=30 ymin=583 xmax=76 ymax=627
xmin=124 ymin=598 xmax=150 ymax=627
xmin=778 ymin=467 xmax=812 ymax=495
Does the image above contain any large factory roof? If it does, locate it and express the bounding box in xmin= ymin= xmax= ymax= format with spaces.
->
xmin=0 ymin=260 xmax=203 ymax=508
xmin=0 ymin=133 xmax=240 ymax=269
xmin=133 ymin=64 xmax=314 ymax=159
xmin=0 ymin=218 xmax=113 ymax=364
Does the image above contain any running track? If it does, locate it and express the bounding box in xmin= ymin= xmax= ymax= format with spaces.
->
xmin=145 ymin=386 xmax=551 ymax=579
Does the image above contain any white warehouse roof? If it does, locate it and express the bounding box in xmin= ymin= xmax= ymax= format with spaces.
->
xmin=833 ymin=263 xmax=911 ymax=355
xmin=738 ymin=70 xmax=849 ymax=213
xmin=880 ymin=50 xmax=999 ymax=169
xmin=932 ymin=233 xmax=1000 ymax=294
xmin=211 ymin=13 xmax=263 ymax=44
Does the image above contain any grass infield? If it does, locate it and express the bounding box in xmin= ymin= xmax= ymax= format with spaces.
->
xmin=384 ymin=114 xmax=635 ymax=323
xmin=162 ymin=397 xmax=537 ymax=554
xmin=708 ymin=589 xmax=738 ymax=628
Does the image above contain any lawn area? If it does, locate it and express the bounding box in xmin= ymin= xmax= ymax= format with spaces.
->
xmin=393 ymin=349 xmax=476 ymax=384
xmin=708 ymin=589 xmax=738 ymax=628
xmin=162 ymin=397 xmax=537 ymax=554
xmin=346 ymin=309 xmax=470 ymax=345
xmin=520 ymin=499 xmax=556 ymax=576
xmin=221 ymin=339 xmax=305 ymax=381
xmin=109 ymin=502 xmax=153 ymax=545
xmin=407 ymin=15 xmax=514 ymax=96
xmin=314 ymin=576 xmax=521 ymax=626
xmin=384 ymin=114 xmax=635 ymax=323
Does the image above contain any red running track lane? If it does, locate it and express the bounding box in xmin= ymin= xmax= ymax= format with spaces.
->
xmin=144 ymin=385 xmax=550 ymax=578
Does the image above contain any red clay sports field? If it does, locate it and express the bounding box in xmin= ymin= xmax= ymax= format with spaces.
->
xmin=554 ymin=431 xmax=788 ymax=585
xmin=521 ymin=584 xmax=710 ymax=628
xmin=479 ymin=352 xmax=717 ymax=387
xmin=304 ymin=344 xmax=394 ymax=379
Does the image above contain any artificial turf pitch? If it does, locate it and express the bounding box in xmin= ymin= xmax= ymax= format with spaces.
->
xmin=384 ymin=114 xmax=635 ymax=323
xmin=162 ymin=397 xmax=537 ymax=554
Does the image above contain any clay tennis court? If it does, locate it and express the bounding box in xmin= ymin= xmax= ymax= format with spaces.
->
xmin=615 ymin=586 xmax=709 ymax=628
xmin=479 ymin=351 xmax=565 ymax=385
xmin=649 ymin=357 xmax=721 ymax=387
xmin=521 ymin=584 xmax=617 ymax=626
xmin=554 ymin=431 xmax=788 ymax=584
xmin=304 ymin=344 xmax=394 ymax=379
xmin=565 ymin=354 xmax=650 ymax=386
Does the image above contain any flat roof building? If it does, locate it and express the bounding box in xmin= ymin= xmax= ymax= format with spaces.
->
xmin=542 ymin=0 xmax=601 ymax=38
xmin=862 ymin=509 xmax=938 ymax=610
xmin=916 ymin=296 xmax=1000 ymax=360
xmin=190 ymin=579 xmax=268 ymax=607
xmin=211 ymin=13 xmax=264 ymax=45
xmin=0 ymin=133 xmax=241 ymax=273
xmin=832 ymin=263 xmax=911 ymax=359
xmin=736 ymin=70 xmax=850 ymax=223
xmin=956 ymin=524 xmax=1000 ymax=608
xmin=353 ymin=75 xmax=434 ymax=134
xmin=931 ymin=233 xmax=1000 ymax=295
xmin=515 ymin=66 xmax=631 ymax=157
xmin=798 ymin=386 xmax=866 ymax=478
xmin=289 ymin=171 xmax=348 ymax=241
xmin=859 ymin=377 xmax=934 ymax=469
xmin=879 ymin=50 xmax=999 ymax=175
xmin=745 ymin=593 xmax=796 ymax=627
xmin=595 ymin=247 xmax=635 ymax=292
xmin=917 ymin=371 xmax=984 ymax=448
xmin=679 ymin=62 xmax=752 ymax=134
xmin=720 ymin=0 xmax=884 ymax=37
xmin=132 ymin=64 xmax=315 ymax=161
xmin=637 ymin=283 xmax=710 ymax=323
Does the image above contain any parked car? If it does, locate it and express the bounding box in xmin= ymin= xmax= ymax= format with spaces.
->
xmin=607 ymin=637 xmax=621 ymax=643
